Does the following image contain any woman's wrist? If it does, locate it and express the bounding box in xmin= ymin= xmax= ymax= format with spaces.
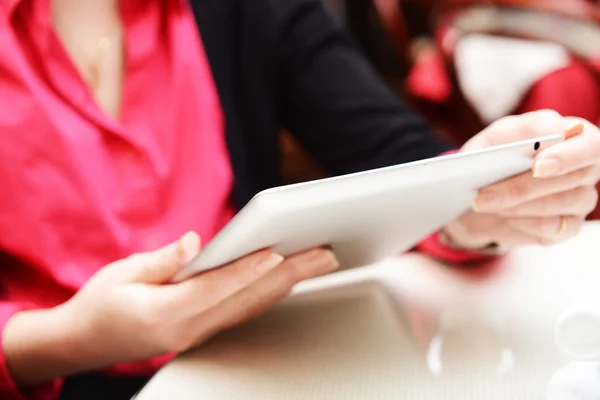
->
xmin=3 ymin=304 xmax=99 ymax=387
xmin=439 ymin=228 xmax=506 ymax=256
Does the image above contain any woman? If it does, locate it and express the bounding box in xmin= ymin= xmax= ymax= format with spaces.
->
xmin=0 ymin=0 xmax=599 ymax=399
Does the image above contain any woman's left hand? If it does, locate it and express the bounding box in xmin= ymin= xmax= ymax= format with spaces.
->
xmin=443 ymin=110 xmax=600 ymax=251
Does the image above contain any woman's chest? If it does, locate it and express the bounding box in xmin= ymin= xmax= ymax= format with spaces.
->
xmin=0 ymin=12 xmax=233 ymax=278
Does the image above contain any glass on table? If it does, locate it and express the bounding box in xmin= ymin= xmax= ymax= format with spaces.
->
xmin=404 ymin=300 xmax=517 ymax=380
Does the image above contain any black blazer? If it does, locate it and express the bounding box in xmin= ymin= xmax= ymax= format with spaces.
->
xmin=189 ymin=0 xmax=452 ymax=210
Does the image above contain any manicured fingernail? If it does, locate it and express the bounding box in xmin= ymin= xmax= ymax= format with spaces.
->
xmin=324 ymin=251 xmax=340 ymax=271
xmin=255 ymin=253 xmax=284 ymax=274
xmin=565 ymin=123 xmax=585 ymax=139
xmin=533 ymin=157 xmax=561 ymax=178
xmin=473 ymin=192 xmax=502 ymax=212
xmin=314 ymin=249 xmax=340 ymax=272
xmin=178 ymin=231 xmax=200 ymax=264
xmin=306 ymin=249 xmax=340 ymax=272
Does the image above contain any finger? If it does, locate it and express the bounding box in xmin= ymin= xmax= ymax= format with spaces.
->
xmin=446 ymin=212 xmax=541 ymax=249
xmin=190 ymin=248 xmax=339 ymax=344
xmin=462 ymin=110 xmax=566 ymax=151
xmin=473 ymin=167 xmax=598 ymax=213
xmin=443 ymin=212 xmax=506 ymax=249
xmin=168 ymin=250 xmax=285 ymax=317
xmin=128 ymin=231 xmax=201 ymax=284
xmin=533 ymin=119 xmax=600 ymax=178
xmin=497 ymin=186 xmax=598 ymax=218
xmin=497 ymin=229 xmax=545 ymax=248
xmin=507 ymin=216 xmax=583 ymax=244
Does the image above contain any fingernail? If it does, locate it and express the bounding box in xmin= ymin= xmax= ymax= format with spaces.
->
xmin=533 ymin=157 xmax=561 ymax=178
xmin=177 ymin=231 xmax=200 ymax=264
xmin=255 ymin=253 xmax=284 ymax=274
xmin=319 ymin=250 xmax=340 ymax=272
xmin=473 ymin=191 xmax=502 ymax=212
xmin=565 ymin=123 xmax=585 ymax=139
xmin=303 ymin=248 xmax=340 ymax=273
xmin=328 ymin=254 xmax=341 ymax=271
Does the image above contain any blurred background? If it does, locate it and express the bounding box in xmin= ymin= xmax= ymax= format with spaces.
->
xmin=282 ymin=0 xmax=600 ymax=219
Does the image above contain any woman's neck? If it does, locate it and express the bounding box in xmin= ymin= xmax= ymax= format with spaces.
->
xmin=51 ymin=0 xmax=125 ymax=119
xmin=52 ymin=0 xmax=120 ymax=36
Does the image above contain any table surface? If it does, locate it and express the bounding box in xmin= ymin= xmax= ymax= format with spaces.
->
xmin=135 ymin=223 xmax=600 ymax=400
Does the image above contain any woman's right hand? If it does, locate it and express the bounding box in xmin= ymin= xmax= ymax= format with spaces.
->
xmin=4 ymin=232 xmax=339 ymax=387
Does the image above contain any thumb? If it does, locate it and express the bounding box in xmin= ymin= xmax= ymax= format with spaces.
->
xmin=129 ymin=231 xmax=201 ymax=284
xmin=462 ymin=110 xmax=566 ymax=152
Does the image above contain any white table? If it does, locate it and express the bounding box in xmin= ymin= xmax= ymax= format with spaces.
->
xmin=136 ymin=223 xmax=600 ymax=400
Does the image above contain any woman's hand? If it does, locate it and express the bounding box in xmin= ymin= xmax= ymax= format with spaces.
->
xmin=4 ymin=232 xmax=339 ymax=387
xmin=443 ymin=110 xmax=600 ymax=251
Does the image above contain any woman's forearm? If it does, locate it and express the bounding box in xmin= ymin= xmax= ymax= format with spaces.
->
xmin=3 ymin=305 xmax=98 ymax=387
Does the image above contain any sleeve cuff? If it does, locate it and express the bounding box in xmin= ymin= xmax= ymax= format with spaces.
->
xmin=416 ymin=231 xmax=495 ymax=264
xmin=106 ymin=352 xmax=176 ymax=377
xmin=0 ymin=303 xmax=63 ymax=400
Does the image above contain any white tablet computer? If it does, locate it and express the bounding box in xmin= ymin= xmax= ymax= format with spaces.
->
xmin=175 ymin=135 xmax=564 ymax=281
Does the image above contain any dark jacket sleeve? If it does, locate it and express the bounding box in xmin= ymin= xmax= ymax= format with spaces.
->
xmin=273 ymin=0 xmax=453 ymax=175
